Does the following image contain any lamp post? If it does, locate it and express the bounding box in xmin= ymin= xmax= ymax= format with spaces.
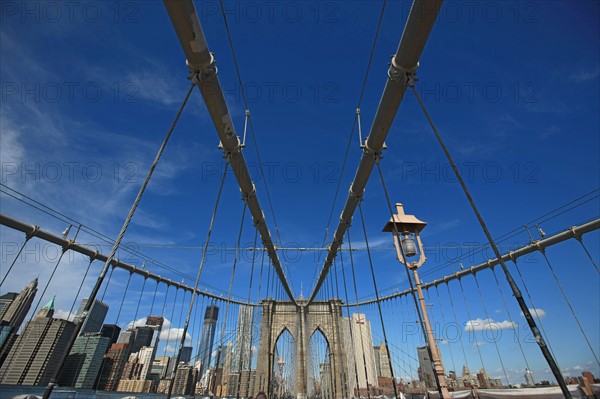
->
xmin=383 ymin=203 xmax=451 ymax=399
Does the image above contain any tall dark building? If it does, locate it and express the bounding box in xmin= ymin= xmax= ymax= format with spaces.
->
xmin=131 ymin=326 xmax=154 ymax=354
xmin=57 ymin=332 xmax=111 ymax=389
xmin=198 ymin=304 xmax=219 ymax=378
xmin=73 ymin=298 xmax=108 ymax=336
xmin=180 ymin=345 xmax=193 ymax=364
xmin=117 ymin=326 xmax=154 ymax=355
xmin=101 ymin=324 xmax=121 ymax=345
xmin=0 ymin=297 xmax=76 ymax=385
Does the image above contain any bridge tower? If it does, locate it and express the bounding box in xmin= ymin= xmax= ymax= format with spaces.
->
xmin=254 ymin=298 xmax=346 ymax=399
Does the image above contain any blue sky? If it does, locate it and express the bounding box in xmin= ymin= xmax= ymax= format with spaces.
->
xmin=1 ymin=0 xmax=598 ymax=386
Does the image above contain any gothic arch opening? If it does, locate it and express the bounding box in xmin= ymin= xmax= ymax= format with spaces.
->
xmin=307 ymin=327 xmax=333 ymax=399
xmin=273 ymin=328 xmax=296 ymax=399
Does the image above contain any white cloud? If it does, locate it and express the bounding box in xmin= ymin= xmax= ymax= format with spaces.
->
xmin=520 ymin=308 xmax=546 ymax=319
xmin=465 ymin=318 xmax=516 ymax=332
xmin=160 ymin=326 xmax=192 ymax=345
xmin=569 ymin=67 xmax=600 ymax=83
xmin=54 ymin=309 xmax=75 ymax=321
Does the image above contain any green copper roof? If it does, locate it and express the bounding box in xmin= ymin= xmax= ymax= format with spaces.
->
xmin=42 ymin=295 xmax=55 ymax=310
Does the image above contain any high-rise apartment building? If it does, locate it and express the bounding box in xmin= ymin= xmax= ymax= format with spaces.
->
xmin=198 ymin=304 xmax=219 ymax=378
xmin=57 ymin=332 xmax=111 ymax=388
xmin=97 ymin=342 xmax=130 ymax=391
xmin=1 ymin=278 xmax=37 ymax=329
xmin=0 ymin=297 xmax=76 ymax=386
xmin=341 ymin=313 xmax=378 ymax=395
xmin=231 ymin=305 xmax=253 ymax=373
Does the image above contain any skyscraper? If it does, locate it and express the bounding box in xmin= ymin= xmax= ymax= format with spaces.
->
xmin=0 ymin=297 xmax=76 ymax=386
xmin=172 ymin=363 xmax=198 ymax=395
xmin=524 ymin=368 xmax=535 ymax=387
xmin=1 ymin=278 xmax=37 ymax=329
xmin=180 ymin=345 xmax=193 ymax=364
xmin=341 ymin=313 xmax=378 ymax=395
xmin=97 ymin=342 xmax=130 ymax=391
xmin=378 ymin=342 xmax=392 ymax=378
xmin=73 ymin=298 xmax=108 ymax=336
xmin=118 ymin=326 xmax=155 ymax=356
xmin=57 ymin=332 xmax=111 ymax=388
xmin=418 ymin=345 xmax=444 ymax=389
xmin=231 ymin=305 xmax=253 ymax=372
xmin=130 ymin=326 xmax=154 ymax=354
xmin=101 ymin=324 xmax=121 ymax=345
xmin=0 ymin=293 xmax=18 ymax=320
xmin=198 ymin=304 xmax=219 ymax=378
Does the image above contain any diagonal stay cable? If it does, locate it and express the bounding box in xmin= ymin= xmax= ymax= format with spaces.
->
xmin=316 ymin=0 xmax=388 ymax=279
xmin=410 ymin=84 xmax=571 ymax=397
xmin=356 ymin=202 xmax=400 ymax=399
xmin=210 ymin=202 xmax=248 ymax=397
xmin=166 ymin=162 xmax=230 ymax=399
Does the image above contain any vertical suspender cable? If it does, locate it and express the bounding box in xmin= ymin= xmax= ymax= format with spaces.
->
xmin=0 ymin=234 xmax=32 ymax=287
xmin=357 ymin=203 xmax=400 ymax=399
xmin=346 ymin=228 xmax=373 ymax=399
xmin=339 ymin=249 xmax=362 ymax=398
xmin=472 ymin=273 xmax=510 ymax=385
xmin=539 ymin=250 xmax=599 ymax=366
xmin=376 ymin=162 xmax=445 ymax=396
xmin=166 ymin=162 xmax=230 ymax=399
xmin=489 ymin=267 xmax=532 ymax=372
xmin=43 ymin=83 xmax=196 ymax=397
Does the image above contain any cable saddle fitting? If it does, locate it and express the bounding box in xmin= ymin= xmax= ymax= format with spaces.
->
xmin=388 ymin=57 xmax=419 ymax=87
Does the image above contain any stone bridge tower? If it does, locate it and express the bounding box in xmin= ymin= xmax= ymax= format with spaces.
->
xmin=254 ymin=298 xmax=347 ymax=399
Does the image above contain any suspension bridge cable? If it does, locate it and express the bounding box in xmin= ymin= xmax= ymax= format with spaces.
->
xmin=166 ymin=161 xmax=231 ymax=398
xmin=30 ymin=250 xmax=68 ymax=321
xmin=445 ymin=282 xmax=471 ymax=378
xmin=64 ymin=84 xmax=197 ymax=337
xmin=357 ymin=202 xmax=400 ymax=399
xmin=472 ymin=273 xmax=510 ymax=385
xmin=149 ymin=280 xmax=160 ymax=316
xmin=216 ymin=0 xmax=289 ymax=288
xmin=338 ymin=249 xmax=362 ymax=398
xmin=332 ymin=259 xmax=348 ymax=399
xmin=577 ymin=236 xmax=600 ymax=273
xmin=317 ymin=0 xmax=388 ymax=286
xmin=489 ymin=267 xmax=532 ymax=372
xmin=457 ymin=278 xmax=487 ymax=371
xmin=510 ymin=258 xmax=558 ymax=363
xmin=162 ymin=287 xmax=180 ymax=361
xmin=0 ymin=235 xmax=31 ymax=287
xmin=410 ymin=84 xmax=571 ymax=397
xmin=131 ymin=276 xmax=147 ymax=326
xmin=115 ymin=272 xmax=133 ymax=327
xmin=375 ymin=161 xmax=445 ymax=395
xmin=346 ymin=227 xmax=374 ymax=399
xmin=433 ymin=286 xmax=457 ymax=375
xmin=416 ymin=192 xmax=600 ymax=281
xmin=539 ymin=250 xmax=600 ymax=366
xmin=210 ymin=202 xmax=248 ymax=399
xmin=100 ymin=266 xmax=114 ymax=302
xmin=68 ymin=257 xmax=95 ymax=317
xmin=243 ymin=229 xmax=259 ymax=399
